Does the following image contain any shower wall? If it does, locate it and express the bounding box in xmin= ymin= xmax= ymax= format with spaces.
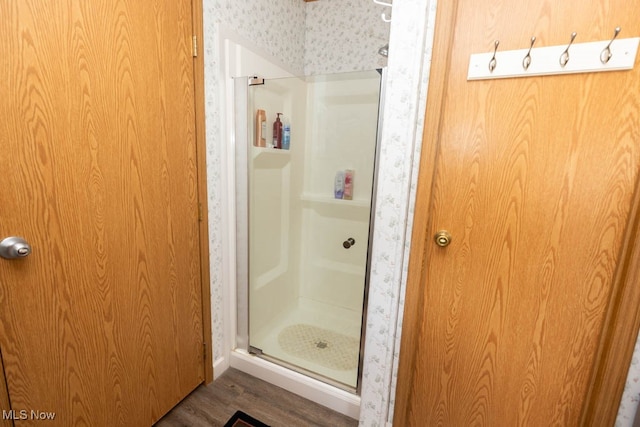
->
xmin=248 ymin=78 xmax=307 ymax=333
xmin=300 ymin=75 xmax=380 ymax=311
xmin=244 ymin=72 xmax=380 ymax=391
xmin=248 ymin=72 xmax=380 ymax=333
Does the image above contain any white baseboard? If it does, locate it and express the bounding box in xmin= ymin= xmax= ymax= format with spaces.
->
xmin=213 ymin=356 xmax=229 ymax=380
xmin=229 ymin=350 xmax=360 ymax=420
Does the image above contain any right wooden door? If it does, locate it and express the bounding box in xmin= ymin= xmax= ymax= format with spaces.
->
xmin=395 ymin=0 xmax=640 ymax=425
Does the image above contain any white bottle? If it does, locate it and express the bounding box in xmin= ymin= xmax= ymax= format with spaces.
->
xmin=334 ymin=171 xmax=345 ymax=199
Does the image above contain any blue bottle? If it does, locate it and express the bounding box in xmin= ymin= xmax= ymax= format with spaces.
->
xmin=282 ymin=117 xmax=290 ymax=150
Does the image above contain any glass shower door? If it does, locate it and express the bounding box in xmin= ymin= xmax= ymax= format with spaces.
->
xmin=238 ymin=70 xmax=382 ymax=390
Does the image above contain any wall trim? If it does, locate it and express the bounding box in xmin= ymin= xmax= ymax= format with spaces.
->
xmin=213 ymin=356 xmax=229 ymax=380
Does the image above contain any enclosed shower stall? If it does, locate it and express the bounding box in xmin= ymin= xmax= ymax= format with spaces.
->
xmin=235 ymin=70 xmax=383 ymax=391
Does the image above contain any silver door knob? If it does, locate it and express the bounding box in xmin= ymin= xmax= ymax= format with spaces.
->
xmin=0 ymin=237 xmax=32 ymax=259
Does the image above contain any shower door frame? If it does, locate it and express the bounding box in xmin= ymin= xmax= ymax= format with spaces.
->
xmin=234 ymin=69 xmax=387 ymax=394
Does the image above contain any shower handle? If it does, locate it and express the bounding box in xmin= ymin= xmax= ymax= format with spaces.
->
xmin=343 ymin=238 xmax=356 ymax=249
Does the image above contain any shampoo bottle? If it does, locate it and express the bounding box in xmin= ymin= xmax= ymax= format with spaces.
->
xmin=343 ymin=169 xmax=354 ymax=200
xmin=334 ymin=171 xmax=345 ymax=199
xmin=255 ymin=109 xmax=266 ymax=147
xmin=273 ymin=113 xmax=283 ymax=149
xmin=282 ymin=116 xmax=291 ymax=150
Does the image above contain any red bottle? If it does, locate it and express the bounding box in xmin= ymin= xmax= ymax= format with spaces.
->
xmin=273 ymin=113 xmax=283 ymax=149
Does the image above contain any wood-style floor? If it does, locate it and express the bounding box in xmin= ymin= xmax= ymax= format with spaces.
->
xmin=155 ymin=368 xmax=359 ymax=427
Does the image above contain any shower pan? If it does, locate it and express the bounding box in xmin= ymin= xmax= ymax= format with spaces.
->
xmin=235 ymin=70 xmax=384 ymax=392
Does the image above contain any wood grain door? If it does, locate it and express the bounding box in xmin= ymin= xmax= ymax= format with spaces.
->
xmin=395 ymin=0 xmax=640 ymax=426
xmin=0 ymin=1 xmax=205 ymax=425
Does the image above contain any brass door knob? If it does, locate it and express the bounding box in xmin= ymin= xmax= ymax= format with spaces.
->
xmin=434 ymin=230 xmax=452 ymax=247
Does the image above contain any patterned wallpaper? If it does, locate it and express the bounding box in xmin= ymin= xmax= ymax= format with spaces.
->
xmin=206 ymin=0 xmax=306 ymax=73
xmin=618 ymin=332 xmax=640 ymax=425
xmin=304 ymin=0 xmax=390 ymax=75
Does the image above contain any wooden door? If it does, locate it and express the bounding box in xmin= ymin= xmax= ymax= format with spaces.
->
xmin=395 ymin=0 xmax=640 ymax=426
xmin=0 ymin=1 xmax=206 ymax=425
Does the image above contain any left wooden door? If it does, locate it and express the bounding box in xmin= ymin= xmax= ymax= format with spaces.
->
xmin=0 ymin=1 xmax=205 ymax=425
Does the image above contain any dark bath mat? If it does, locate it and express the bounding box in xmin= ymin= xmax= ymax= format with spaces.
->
xmin=224 ymin=410 xmax=270 ymax=427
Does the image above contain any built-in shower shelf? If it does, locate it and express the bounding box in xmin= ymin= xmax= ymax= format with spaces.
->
xmin=300 ymin=194 xmax=370 ymax=208
xmin=251 ymin=147 xmax=291 ymax=156
xmin=251 ymin=146 xmax=291 ymax=159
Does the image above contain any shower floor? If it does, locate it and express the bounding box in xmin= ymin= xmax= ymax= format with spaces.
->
xmin=250 ymin=298 xmax=362 ymax=388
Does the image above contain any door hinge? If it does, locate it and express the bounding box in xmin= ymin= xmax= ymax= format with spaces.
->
xmin=203 ymin=343 xmax=207 ymax=360
xmin=192 ymin=35 xmax=198 ymax=57
xmin=198 ymin=202 xmax=203 ymax=222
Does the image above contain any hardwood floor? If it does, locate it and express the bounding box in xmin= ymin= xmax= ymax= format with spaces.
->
xmin=155 ymin=368 xmax=359 ymax=427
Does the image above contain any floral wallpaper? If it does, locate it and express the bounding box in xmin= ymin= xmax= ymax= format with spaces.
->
xmin=304 ymin=0 xmax=390 ymax=75
xmin=206 ymin=0 xmax=306 ymax=74
xmin=617 ymin=330 xmax=640 ymax=425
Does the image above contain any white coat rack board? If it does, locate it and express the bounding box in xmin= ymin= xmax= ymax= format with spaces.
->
xmin=467 ymin=29 xmax=640 ymax=80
